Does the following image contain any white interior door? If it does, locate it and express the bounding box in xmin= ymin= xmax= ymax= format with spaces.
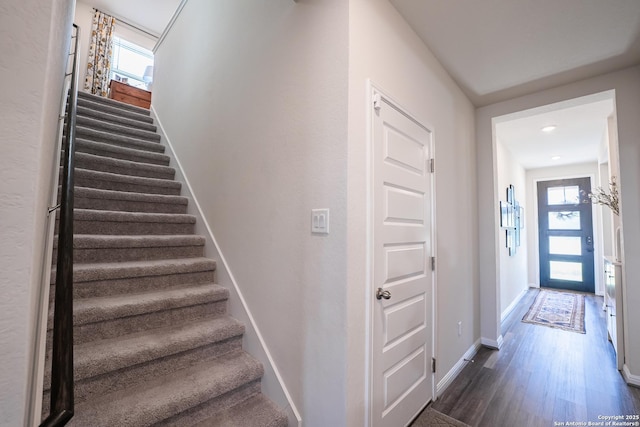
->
xmin=371 ymin=92 xmax=434 ymax=427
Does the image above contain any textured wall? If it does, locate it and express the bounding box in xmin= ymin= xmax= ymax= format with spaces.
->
xmin=0 ymin=0 xmax=75 ymax=425
xmin=152 ymin=1 xmax=349 ymax=425
xmin=495 ymin=139 xmax=528 ymax=316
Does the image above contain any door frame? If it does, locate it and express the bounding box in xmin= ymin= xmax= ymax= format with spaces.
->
xmin=365 ymin=81 xmax=437 ymax=425
xmin=530 ymin=173 xmax=603 ymax=295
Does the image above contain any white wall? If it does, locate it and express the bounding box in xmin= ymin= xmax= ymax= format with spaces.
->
xmin=75 ymin=1 xmax=157 ymax=92
xmin=477 ymin=66 xmax=640 ymax=384
xmin=0 ymin=0 xmax=75 ymax=424
xmin=524 ymin=162 xmax=603 ymax=295
xmin=495 ymin=139 xmax=528 ymax=317
xmin=347 ymin=0 xmax=478 ymax=424
xmin=152 ymin=0 xmax=348 ymax=425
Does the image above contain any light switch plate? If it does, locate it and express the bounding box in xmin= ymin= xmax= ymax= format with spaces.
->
xmin=311 ymin=209 xmax=329 ymax=234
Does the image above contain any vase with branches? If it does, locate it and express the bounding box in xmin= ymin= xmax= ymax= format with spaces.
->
xmin=583 ymin=176 xmax=619 ymax=216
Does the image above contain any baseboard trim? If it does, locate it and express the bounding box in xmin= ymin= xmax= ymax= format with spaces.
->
xmin=480 ymin=334 xmax=503 ymax=350
xmin=436 ymin=339 xmax=481 ymax=397
xmin=501 ymin=288 xmax=528 ymax=324
xmin=151 ymin=107 xmax=302 ymax=427
xmin=623 ymin=364 xmax=640 ymax=387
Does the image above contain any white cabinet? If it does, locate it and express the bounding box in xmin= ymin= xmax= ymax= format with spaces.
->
xmin=604 ymin=256 xmax=624 ymax=370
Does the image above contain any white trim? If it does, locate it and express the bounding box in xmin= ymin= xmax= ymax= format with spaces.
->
xmin=623 ymin=364 xmax=640 ymax=387
xmin=480 ymin=335 xmax=504 ymax=350
xmin=154 ymin=0 xmax=189 ymax=53
xmin=151 ymin=106 xmax=302 ymax=427
xmin=436 ymin=339 xmax=481 ymax=397
xmin=366 ymin=81 xmax=437 ymax=425
xmin=364 ymin=80 xmax=374 ymax=427
xmin=500 ymin=288 xmax=527 ymax=324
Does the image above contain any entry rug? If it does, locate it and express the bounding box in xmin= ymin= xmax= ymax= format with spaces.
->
xmin=522 ymin=290 xmax=586 ymax=334
xmin=411 ymin=407 xmax=471 ymax=427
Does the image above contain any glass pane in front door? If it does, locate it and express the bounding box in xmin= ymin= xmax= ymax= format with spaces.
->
xmin=537 ymin=177 xmax=595 ymax=293
xmin=549 ymin=236 xmax=582 ymax=256
xmin=549 ymin=261 xmax=583 ymax=282
xmin=547 ymin=186 xmax=580 ymax=205
xmin=547 ymin=211 xmax=581 ymax=230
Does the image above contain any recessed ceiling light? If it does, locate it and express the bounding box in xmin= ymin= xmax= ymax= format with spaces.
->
xmin=551 ymin=156 xmax=561 ymax=161
xmin=541 ymin=125 xmax=557 ymax=133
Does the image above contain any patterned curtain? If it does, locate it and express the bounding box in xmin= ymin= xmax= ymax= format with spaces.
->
xmin=84 ymin=9 xmax=116 ymax=96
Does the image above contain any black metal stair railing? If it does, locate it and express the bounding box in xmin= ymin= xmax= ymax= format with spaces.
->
xmin=40 ymin=23 xmax=80 ymax=427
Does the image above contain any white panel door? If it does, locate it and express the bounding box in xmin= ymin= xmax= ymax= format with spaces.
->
xmin=371 ymin=93 xmax=434 ymax=427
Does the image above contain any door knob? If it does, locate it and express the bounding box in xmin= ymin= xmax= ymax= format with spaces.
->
xmin=376 ymin=288 xmax=391 ymax=300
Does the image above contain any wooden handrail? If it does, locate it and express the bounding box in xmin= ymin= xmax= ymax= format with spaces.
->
xmin=40 ymin=23 xmax=79 ymax=427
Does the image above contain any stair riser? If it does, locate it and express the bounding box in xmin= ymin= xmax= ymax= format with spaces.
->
xmin=74 ymin=195 xmax=188 ymax=214
xmin=73 ymin=172 xmax=181 ymax=196
xmin=158 ymin=381 xmax=262 ymax=427
xmin=43 ymin=336 xmax=243 ymax=411
xmin=77 ymin=117 xmax=161 ymax=142
xmin=75 ymin=155 xmax=175 ymax=180
xmin=53 ymin=244 xmax=204 ymax=264
xmin=77 ymin=99 xmax=154 ymax=123
xmin=77 ymin=107 xmax=157 ymax=132
xmin=47 ymin=301 xmax=227 ymax=346
xmin=75 ymin=127 xmax=165 ymax=153
xmin=75 ymin=142 xmax=170 ymax=166
xmin=77 ymin=92 xmax=151 ymax=116
xmin=56 ymin=219 xmax=194 ymax=236
xmin=51 ymin=271 xmax=216 ymax=300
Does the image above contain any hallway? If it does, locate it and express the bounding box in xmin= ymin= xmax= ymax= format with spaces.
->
xmin=430 ymin=289 xmax=640 ymax=427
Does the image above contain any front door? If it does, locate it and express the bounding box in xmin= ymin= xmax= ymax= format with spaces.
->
xmin=537 ymin=177 xmax=595 ymax=293
xmin=371 ymin=91 xmax=434 ymax=427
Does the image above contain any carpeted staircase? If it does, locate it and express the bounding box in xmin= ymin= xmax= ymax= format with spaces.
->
xmin=43 ymin=91 xmax=288 ymax=427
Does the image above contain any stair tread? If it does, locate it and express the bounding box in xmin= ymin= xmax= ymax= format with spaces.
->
xmin=51 ymin=257 xmax=215 ymax=284
xmin=77 ymin=96 xmax=154 ymax=123
xmin=74 ymin=167 xmax=180 ymax=189
xmin=76 ymin=126 xmax=165 ymax=153
xmin=77 ymin=115 xmax=161 ymax=141
xmin=70 ymin=283 xmax=227 ymax=326
xmin=77 ymin=105 xmax=157 ymax=132
xmin=75 ymin=138 xmax=169 ymax=166
xmin=64 ymin=234 xmax=205 ymax=249
xmin=75 ymin=152 xmax=175 ymax=175
xmin=78 ymin=90 xmax=151 ymax=116
xmin=193 ymin=394 xmax=289 ymax=427
xmin=74 ymin=186 xmax=188 ymax=205
xmin=69 ymin=316 xmax=245 ymax=382
xmin=69 ymin=350 xmax=263 ymax=427
xmin=73 ymin=208 xmax=195 ymax=223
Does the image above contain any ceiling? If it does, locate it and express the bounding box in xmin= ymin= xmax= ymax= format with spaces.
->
xmin=80 ymin=0 xmax=181 ymax=37
xmin=389 ymin=0 xmax=640 ymax=107
xmin=495 ymin=96 xmax=614 ymax=170
xmin=84 ymin=0 xmax=632 ymax=171
xmin=388 ymin=1 xmax=635 ymax=170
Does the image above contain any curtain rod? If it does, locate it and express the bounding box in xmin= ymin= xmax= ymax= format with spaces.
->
xmin=93 ymin=7 xmax=159 ymax=40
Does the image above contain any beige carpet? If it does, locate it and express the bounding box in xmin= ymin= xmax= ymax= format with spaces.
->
xmin=522 ymin=289 xmax=586 ymax=333
xmin=411 ymin=407 xmax=470 ymax=427
xmin=43 ymin=91 xmax=287 ymax=426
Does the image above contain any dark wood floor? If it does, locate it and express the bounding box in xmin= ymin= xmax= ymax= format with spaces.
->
xmin=428 ymin=288 xmax=640 ymax=427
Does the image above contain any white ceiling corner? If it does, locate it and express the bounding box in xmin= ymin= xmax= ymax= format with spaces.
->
xmin=389 ymin=0 xmax=640 ymax=107
xmin=79 ymin=0 xmax=182 ymax=37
